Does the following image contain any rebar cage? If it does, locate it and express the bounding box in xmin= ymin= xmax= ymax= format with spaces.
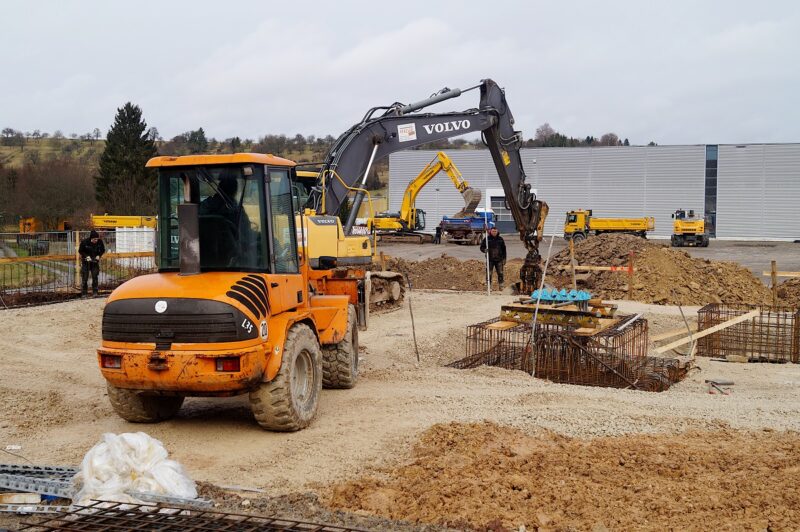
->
xmin=450 ymin=316 xmax=688 ymax=392
xmin=21 ymin=500 xmax=369 ymax=532
xmin=697 ymin=304 xmax=800 ymax=363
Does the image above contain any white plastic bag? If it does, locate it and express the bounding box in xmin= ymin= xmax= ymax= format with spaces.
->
xmin=73 ymin=432 xmax=197 ymax=505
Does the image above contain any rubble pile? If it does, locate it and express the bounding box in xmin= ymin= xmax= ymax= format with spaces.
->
xmin=548 ymin=234 xmax=773 ymax=306
xmin=376 ymin=234 xmax=781 ymax=306
xmin=777 ymin=279 xmax=800 ymax=305
xmin=380 ymin=255 xmax=522 ymax=291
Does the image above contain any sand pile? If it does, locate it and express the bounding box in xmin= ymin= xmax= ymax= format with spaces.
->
xmin=548 ymin=234 xmax=773 ymax=306
xmin=380 ymin=255 xmax=522 ymax=291
xmin=378 ymin=235 xmax=775 ymax=306
xmin=327 ymin=421 xmax=800 ymax=531
xmin=777 ymin=279 xmax=800 ymax=305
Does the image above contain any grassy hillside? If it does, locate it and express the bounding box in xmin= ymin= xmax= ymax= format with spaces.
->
xmin=0 ymin=139 xmax=104 ymax=168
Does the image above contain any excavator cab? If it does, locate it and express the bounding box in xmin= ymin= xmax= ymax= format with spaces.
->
xmin=412 ymin=209 xmax=426 ymax=231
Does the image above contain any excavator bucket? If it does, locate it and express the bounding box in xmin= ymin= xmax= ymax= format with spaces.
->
xmin=453 ymin=188 xmax=482 ymax=218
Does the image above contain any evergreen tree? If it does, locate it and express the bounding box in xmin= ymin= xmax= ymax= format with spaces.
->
xmin=96 ymin=102 xmax=159 ymax=214
xmin=188 ymin=128 xmax=209 ymax=153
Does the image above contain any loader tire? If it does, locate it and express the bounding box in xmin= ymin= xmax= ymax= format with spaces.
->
xmin=322 ymin=305 xmax=359 ymax=389
xmin=249 ymin=323 xmax=322 ymax=431
xmin=107 ymin=384 xmax=184 ymax=423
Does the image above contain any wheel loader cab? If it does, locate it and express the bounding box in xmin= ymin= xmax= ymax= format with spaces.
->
xmin=97 ymin=154 xmax=358 ymax=432
xmin=156 ymin=159 xmax=304 ymax=313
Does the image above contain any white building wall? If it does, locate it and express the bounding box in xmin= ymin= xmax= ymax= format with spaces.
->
xmin=390 ymin=146 xmax=707 ymax=238
xmin=716 ymin=144 xmax=800 ymax=240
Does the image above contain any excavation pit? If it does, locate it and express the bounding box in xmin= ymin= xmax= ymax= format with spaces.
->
xmin=449 ymin=315 xmax=690 ymax=392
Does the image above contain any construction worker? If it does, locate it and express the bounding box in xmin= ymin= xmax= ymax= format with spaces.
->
xmin=480 ymin=227 xmax=506 ymax=288
xmin=79 ymin=230 xmax=105 ymax=297
xmin=433 ymin=221 xmax=443 ymax=244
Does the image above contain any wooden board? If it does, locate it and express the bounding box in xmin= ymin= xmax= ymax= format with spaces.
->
xmin=486 ymin=320 xmax=519 ymax=330
xmin=0 ymin=251 xmax=153 ymax=264
xmin=762 ymin=271 xmax=800 ymax=278
xmin=651 ymin=326 xmax=699 ymax=342
xmin=654 ymin=309 xmax=760 ymax=354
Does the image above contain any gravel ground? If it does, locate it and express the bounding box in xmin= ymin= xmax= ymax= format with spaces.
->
xmin=1 ymin=292 xmax=799 ymax=530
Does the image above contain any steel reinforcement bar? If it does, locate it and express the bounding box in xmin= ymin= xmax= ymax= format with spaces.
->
xmin=20 ymin=500 xmax=372 ymax=532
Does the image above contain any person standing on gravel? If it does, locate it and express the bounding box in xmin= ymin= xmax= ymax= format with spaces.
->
xmin=480 ymin=227 xmax=506 ymax=288
xmin=79 ymin=230 xmax=105 ymax=297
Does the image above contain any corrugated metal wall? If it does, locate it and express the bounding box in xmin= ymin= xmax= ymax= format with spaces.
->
xmin=717 ymin=144 xmax=800 ymax=240
xmin=389 ymin=146 xmax=707 ymax=238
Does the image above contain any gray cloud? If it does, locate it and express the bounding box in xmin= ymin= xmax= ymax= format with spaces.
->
xmin=1 ymin=0 xmax=797 ymax=144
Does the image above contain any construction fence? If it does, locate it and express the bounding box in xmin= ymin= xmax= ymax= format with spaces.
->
xmin=0 ymin=229 xmax=156 ymax=308
xmin=450 ymin=316 xmax=689 ymax=392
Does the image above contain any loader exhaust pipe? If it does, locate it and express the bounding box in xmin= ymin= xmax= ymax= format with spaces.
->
xmin=178 ymin=175 xmax=200 ymax=275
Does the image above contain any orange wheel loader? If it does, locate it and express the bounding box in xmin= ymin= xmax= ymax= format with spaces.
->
xmin=97 ymin=154 xmax=360 ymax=431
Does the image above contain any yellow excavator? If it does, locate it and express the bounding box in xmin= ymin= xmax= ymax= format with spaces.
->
xmin=293 ymin=169 xmax=405 ymax=311
xmin=367 ymin=152 xmax=481 ymax=243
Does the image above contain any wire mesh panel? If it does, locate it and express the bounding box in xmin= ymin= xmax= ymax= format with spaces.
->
xmin=0 ymin=229 xmax=156 ymax=308
xmin=21 ymin=500 xmax=370 ymax=532
xmin=450 ymin=316 xmax=688 ymax=392
xmin=697 ymin=304 xmax=800 ymax=362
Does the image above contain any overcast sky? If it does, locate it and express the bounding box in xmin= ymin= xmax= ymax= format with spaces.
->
xmin=2 ymin=1 xmax=798 ymax=145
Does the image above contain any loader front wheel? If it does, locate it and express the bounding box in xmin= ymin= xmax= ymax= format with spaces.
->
xmin=249 ymin=323 xmax=322 ymax=431
xmin=107 ymin=384 xmax=184 ymax=423
xmin=322 ymin=305 xmax=359 ymax=389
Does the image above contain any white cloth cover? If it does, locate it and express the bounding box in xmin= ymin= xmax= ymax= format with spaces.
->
xmin=73 ymin=432 xmax=197 ymax=505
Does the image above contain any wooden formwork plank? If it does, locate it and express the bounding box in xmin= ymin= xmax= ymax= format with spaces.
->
xmin=654 ymin=309 xmax=759 ymax=354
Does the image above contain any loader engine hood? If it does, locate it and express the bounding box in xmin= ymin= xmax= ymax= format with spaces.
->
xmin=103 ymin=272 xmax=271 ymax=345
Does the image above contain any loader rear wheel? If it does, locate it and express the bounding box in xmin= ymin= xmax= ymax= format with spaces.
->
xmin=322 ymin=305 xmax=359 ymax=389
xmin=106 ymin=384 xmax=184 ymax=423
xmin=249 ymin=323 xmax=322 ymax=431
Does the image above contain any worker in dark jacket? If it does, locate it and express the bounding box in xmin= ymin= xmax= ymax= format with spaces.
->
xmin=79 ymin=230 xmax=105 ymax=296
xmin=480 ymin=227 xmax=507 ymax=288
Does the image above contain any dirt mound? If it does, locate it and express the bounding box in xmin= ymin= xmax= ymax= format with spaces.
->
xmin=381 ymin=255 xmax=521 ymax=291
xmin=327 ymin=421 xmax=800 ymax=531
xmin=548 ymin=234 xmax=773 ymax=306
xmin=778 ymin=278 xmax=800 ymax=305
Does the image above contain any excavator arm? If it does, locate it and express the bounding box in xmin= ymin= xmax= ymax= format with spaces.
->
xmin=310 ymin=78 xmax=548 ymax=292
xmin=397 ymin=152 xmax=481 ymax=224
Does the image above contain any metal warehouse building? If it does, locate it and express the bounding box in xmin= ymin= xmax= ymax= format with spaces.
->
xmin=388 ymin=144 xmax=800 ymax=240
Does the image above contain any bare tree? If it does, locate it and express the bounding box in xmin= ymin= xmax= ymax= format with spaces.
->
xmin=5 ymin=158 xmax=96 ymax=228
xmin=599 ymin=133 xmax=620 ymax=146
xmin=535 ymin=123 xmax=556 ymax=142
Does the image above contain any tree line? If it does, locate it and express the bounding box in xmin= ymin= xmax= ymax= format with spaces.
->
xmin=0 ymin=104 xmax=653 ymax=230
